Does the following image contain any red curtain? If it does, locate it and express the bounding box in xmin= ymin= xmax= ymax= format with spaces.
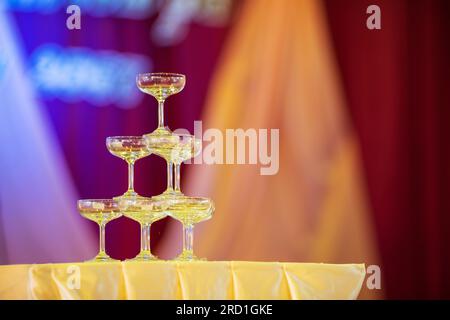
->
xmin=325 ymin=0 xmax=450 ymax=298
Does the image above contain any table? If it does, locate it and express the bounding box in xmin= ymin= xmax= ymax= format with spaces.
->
xmin=0 ymin=261 xmax=365 ymax=300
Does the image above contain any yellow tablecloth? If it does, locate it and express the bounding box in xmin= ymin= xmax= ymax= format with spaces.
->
xmin=0 ymin=261 xmax=365 ymax=300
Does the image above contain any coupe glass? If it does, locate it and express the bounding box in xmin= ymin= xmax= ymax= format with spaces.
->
xmin=173 ymin=134 xmax=202 ymax=195
xmin=136 ymin=73 xmax=185 ymax=137
xmin=167 ymin=197 xmax=214 ymax=261
xmin=106 ymin=136 xmax=151 ymax=200
xmin=118 ymin=198 xmax=169 ymax=260
xmin=78 ymin=199 xmax=122 ymax=262
xmin=146 ymin=133 xmax=201 ymax=199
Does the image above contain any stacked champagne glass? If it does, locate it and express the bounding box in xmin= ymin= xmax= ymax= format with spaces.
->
xmin=78 ymin=73 xmax=215 ymax=262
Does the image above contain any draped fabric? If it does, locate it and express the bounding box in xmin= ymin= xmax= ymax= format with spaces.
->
xmin=0 ymin=10 xmax=95 ymax=264
xmin=159 ymin=0 xmax=380 ymax=298
xmin=0 ymin=262 xmax=366 ymax=300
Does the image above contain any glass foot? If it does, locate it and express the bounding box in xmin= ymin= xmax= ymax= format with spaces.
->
xmin=87 ymin=252 xmax=116 ymax=262
xmin=129 ymin=252 xmax=159 ymax=261
xmin=174 ymin=250 xmax=205 ymax=261
xmin=150 ymin=126 xmax=172 ymax=137
xmin=152 ymin=189 xmax=184 ymax=201
xmin=114 ymin=191 xmax=148 ymax=201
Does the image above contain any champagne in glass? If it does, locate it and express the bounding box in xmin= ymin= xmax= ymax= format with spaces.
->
xmin=136 ymin=73 xmax=186 ymax=137
xmin=167 ymin=197 xmax=214 ymax=261
xmin=106 ymin=136 xmax=151 ymax=200
xmin=78 ymin=199 xmax=122 ymax=262
xmin=146 ymin=134 xmax=201 ymax=199
xmin=173 ymin=134 xmax=202 ymax=195
xmin=118 ymin=198 xmax=168 ymax=261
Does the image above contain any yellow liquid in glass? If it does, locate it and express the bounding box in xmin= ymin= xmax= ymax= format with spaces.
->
xmin=124 ymin=210 xmax=166 ymax=224
xmin=108 ymin=147 xmax=151 ymax=162
xmin=145 ymin=135 xmax=200 ymax=163
xmin=79 ymin=209 xmax=122 ymax=224
xmin=119 ymin=198 xmax=168 ymax=223
xmin=139 ymin=83 xmax=184 ymax=101
xmin=168 ymin=199 xmax=214 ymax=225
xmin=149 ymin=142 xmax=194 ymax=163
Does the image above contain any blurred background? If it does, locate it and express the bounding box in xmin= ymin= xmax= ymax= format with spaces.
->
xmin=0 ymin=0 xmax=449 ymax=299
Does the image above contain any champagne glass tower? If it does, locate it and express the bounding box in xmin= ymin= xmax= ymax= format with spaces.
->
xmin=77 ymin=72 xmax=215 ymax=262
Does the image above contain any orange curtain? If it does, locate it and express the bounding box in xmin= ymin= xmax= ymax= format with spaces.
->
xmin=159 ymin=0 xmax=380 ymax=298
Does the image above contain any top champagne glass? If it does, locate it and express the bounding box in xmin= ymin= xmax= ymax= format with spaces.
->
xmin=136 ymin=73 xmax=186 ymax=136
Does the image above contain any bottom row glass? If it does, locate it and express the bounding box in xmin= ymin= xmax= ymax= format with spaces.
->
xmin=77 ymin=196 xmax=214 ymax=262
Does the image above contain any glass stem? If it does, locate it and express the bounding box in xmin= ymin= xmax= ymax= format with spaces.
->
xmin=174 ymin=163 xmax=181 ymax=193
xmin=99 ymin=222 xmax=106 ymax=255
xmin=158 ymin=100 xmax=165 ymax=129
xmin=128 ymin=161 xmax=135 ymax=193
xmin=167 ymin=162 xmax=173 ymax=191
xmin=183 ymin=224 xmax=194 ymax=253
xmin=141 ymin=223 xmax=151 ymax=254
